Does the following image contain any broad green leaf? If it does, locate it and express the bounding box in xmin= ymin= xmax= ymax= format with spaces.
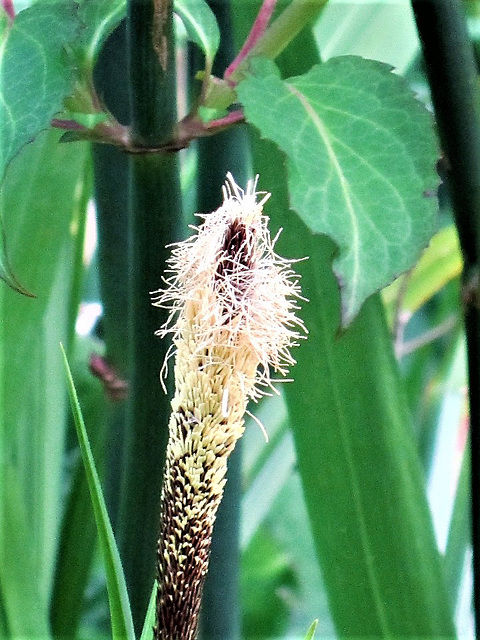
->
xmin=61 ymin=345 xmax=135 ymax=640
xmin=248 ymin=134 xmax=456 ymax=638
xmin=237 ymin=55 xmax=440 ymax=325
xmin=0 ymin=468 xmax=51 ymax=637
xmin=304 ymin=619 xmax=318 ymax=640
xmin=174 ymin=0 xmax=220 ymax=65
xmin=0 ymin=129 xmax=88 ymax=636
xmin=383 ymin=224 xmax=462 ymax=324
xmin=0 ymin=1 xmax=78 ymax=180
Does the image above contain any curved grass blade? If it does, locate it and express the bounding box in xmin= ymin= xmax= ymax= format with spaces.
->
xmin=139 ymin=582 xmax=157 ymax=640
xmin=304 ymin=619 xmax=318 ymax=640
xmin=60 ymin=344 xmax=135 ymax=640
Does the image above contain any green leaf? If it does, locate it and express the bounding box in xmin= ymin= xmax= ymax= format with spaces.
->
xmin=0 ymin=128 xmax=88 ymax=637
xmin=237 ymin=55 xmax=440 ymax=325
xmin=241 ymin=426 xmax=295 ymax=549
xmin=174 ymin=0 xmax=220 ymax=65
xmin=75 ymin=0 xmax=126 ymax=73
xmin=61 ymin=345 xmax=135 ymax=640
xmin=382 ymin=224 xmax=462 ymax=324
xmin=139 ymin=582 xmax=157 ymax=640
xmin=50 ymin=337 xmax=108 ymax=637
xmin=241 ymin=527 xmax=298 ymax=639
xmin=248 ymin=134 xmax=456 ymax=639
xmin=265 ymin=472 xmax=334 ymax=637
xmin=304 ymin=619 xmax=318 ymax=640
xmin=0 ymin=1 xmax=79 ymax=181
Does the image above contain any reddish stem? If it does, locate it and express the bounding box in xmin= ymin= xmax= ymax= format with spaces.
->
xmin=224 ymin=0 xmax=278 ymax=80
xmin=2 ymin=0 xmax=15 ymax=21
xmin=1 ymin=0 xmax=15 ymax=22
xmin=51 ymin=118 xmax=86 ymax=131
xmin=205 ymin=109 xmax=245 ymax=131
xmin=89 ymin=354 xmax=128 ymax=402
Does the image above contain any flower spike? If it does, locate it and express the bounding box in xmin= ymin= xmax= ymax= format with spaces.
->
xmin=152 ymin=174 xmax=306 ymax=640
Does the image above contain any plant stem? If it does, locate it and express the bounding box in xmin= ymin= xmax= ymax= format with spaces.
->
xmin=228 ymin=0 xmax=328 ymax=82
xmin=224 ymin=0 xmax=278 ymax=79
xmin=122 ymin=0 xmax=182 ymax=631
xmin=412 ymin=0 xmax=480 ymax=629
xmin=92 ymin=19 xmax=131 ymax=533
xmin=1 ymin=0 xmax=14 ymax=21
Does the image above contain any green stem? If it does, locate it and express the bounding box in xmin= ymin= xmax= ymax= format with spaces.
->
xmin=412 ymin=0 xmax=480 ymax=630
xmin=121 ymin=0 xmax=182 ymax=631
xmin=228 ymin=0 xmax=328 ymax=82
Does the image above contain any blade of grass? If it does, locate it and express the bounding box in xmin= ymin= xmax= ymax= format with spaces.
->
xmin=139 ymin=582 xmax=157 ymax=640
xmin=304 ymin=619 xmax=318 ymax=640
xmin=50 ymin=338 xmax=109 ymax=637
xmin=61 ymin=344 xmax=135 ymax=640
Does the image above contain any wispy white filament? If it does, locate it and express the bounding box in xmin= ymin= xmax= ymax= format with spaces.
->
xmin=151 ymin=172 xmax=306 ymax=399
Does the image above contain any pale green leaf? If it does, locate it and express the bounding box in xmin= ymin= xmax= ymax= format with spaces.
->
xmin=237 ymin=55 xmax=440 ymax=325
xmin=0 ymin=128 xmax=88 ymax=636
xmin=382 ymin=224 xmax=462 ymax=323
xmin=174 ymin=0 xmax=220 ymax=64
xmin=61 ymin=346 xmax=135 ymax=640
xmin=304 ymin=619 xmax=318 ymax=640
xmin=0 ymin=1 xmax=78 ymax=180
xmin=75 ymin=0 xmax=126 ymax=72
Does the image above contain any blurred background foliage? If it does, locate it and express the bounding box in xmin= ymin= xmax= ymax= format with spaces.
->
xmin=0 ymin=0 xmax=476 ymax=639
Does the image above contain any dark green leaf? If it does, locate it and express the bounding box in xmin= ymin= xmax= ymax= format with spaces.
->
xmin=237 ymin=55 xmax=440 ymax=324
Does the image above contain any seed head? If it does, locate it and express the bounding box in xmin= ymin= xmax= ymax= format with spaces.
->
xmin=151 ymin=172 xmax=306 ymax=399
xmin=153 ymin=174 xmax=307 ymax=639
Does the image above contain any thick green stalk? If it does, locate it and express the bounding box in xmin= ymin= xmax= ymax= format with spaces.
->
xmin=121 ymin=0 xmax=182 ymax=631
xmin=92 ymin=21 xmax=132 ymax=534
xmin=412 ymin=0 xmax=480 ymax=629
